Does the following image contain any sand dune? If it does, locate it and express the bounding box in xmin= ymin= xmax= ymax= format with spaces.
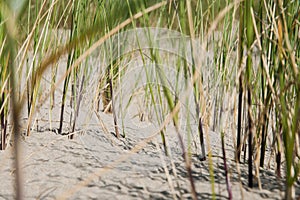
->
xmin=1 ymin=28 xmax=299 ymax=199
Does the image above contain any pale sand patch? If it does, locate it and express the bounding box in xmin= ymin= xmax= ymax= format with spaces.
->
xmin=1 ymin=28 xmax=299 ymax=199
xmin=0 ymin=120 xmax=297 ymax=199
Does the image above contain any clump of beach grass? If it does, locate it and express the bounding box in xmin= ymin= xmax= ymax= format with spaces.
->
xmin=0 ymin=0 xmax=299 ymax=199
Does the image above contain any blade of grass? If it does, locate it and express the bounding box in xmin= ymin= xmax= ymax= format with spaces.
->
xmin=0 ymin=1 xmax=26 ymax=198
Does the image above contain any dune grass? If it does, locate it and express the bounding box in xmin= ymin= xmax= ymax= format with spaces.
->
xmin=0 ymin=0 xmax=299 ymax=199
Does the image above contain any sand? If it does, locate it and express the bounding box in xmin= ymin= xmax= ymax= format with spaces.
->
xmin=1 ymin=28 xmax=299 ymax=199
xmin=1 ymin=118 xmax=298 ymax=199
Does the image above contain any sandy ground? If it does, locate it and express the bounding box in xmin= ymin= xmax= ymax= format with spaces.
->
xmin=1 ymin=117 xmax=299 ymax=199
xmin=1 ymin=28 xmax=300 ymax=199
